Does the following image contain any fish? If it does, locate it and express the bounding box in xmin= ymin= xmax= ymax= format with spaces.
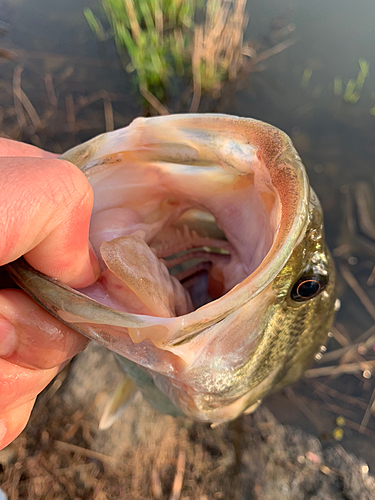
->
xmin=7 ymin=114 xmax=336 ymax=424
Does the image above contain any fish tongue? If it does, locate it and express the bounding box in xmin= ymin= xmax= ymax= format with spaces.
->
xmin=100 ymin=233 xmax=193 ymax=318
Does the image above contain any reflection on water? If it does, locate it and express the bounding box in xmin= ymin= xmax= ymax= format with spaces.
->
xmin=242 ymin=0 xmax=375 ymax=470
xmin=1 ymin=0 xmax=375 ymax=472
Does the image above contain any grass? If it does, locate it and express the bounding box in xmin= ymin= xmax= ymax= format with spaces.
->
xmin=84 ymin=0 xmax=251 ymax=113
xmin=85 ymin=0 xmax=296 ymax=114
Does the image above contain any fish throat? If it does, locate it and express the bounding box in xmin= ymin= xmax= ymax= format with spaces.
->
xmin=85 ymin=151 xmax=281 ymax=319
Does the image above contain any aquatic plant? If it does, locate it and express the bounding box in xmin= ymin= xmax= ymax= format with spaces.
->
xmin=300 ymin=58 xmax=372 ymax=112
xmin=342 ymin=58 xmax=370 ymax=104
xmin=85 ymin=0 xmax=251 ymax=113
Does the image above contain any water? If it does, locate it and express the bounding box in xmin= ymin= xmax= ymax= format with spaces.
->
xmin=1 ymin=0 xmax=375 ymax=471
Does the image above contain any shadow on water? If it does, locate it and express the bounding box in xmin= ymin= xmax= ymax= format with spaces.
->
xmin=1 ymin=0 xmax=375 ymax=485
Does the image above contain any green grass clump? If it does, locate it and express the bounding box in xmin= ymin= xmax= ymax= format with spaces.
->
xmin=100 ymin=0 xmax=204 ymax=103
xmin=343 ymin=58 xmax=370 ymax=104
xmin=85 ymin=0 xmax=249 ymax=113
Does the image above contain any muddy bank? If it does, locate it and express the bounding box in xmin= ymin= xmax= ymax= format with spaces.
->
xmin=1 ymin=342 xmax=374 ymax=500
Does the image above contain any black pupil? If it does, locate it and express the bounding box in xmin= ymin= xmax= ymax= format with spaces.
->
xmin=297 ymin=279 xmax=320 ymax=298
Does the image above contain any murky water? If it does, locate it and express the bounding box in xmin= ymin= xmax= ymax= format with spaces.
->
xmin=1 ymin=0 xmax=375 ymax=471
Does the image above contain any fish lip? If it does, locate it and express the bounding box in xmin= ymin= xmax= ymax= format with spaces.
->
xmin=43 ymin=115 xmax=309 ymax=339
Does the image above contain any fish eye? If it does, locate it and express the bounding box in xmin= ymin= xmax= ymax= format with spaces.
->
xmin=290 ymin=274 xmax=328 ymax=302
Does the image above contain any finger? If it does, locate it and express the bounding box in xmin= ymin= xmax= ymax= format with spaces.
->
xmin=0 ymin=289 xmax=88 ymax=370
xmin=0 ymin=156 xmax=100 ymax=288
xmin=0 ymin=399 xmax=35 ymax=450
xmin=0 ymin=358 xmax=58 ymax=412
xmin=0 ymin=138 xmax=57 ymax=158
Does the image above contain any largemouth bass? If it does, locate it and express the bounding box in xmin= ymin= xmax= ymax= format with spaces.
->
xmin=8 ymin=114 xmax=336 ymax=424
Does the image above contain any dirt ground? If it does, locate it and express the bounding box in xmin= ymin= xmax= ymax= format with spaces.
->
xmin=1 ymin=342 xmax=375 ymax=500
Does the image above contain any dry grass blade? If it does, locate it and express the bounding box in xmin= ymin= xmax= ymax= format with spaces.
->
xmin=150 ymin=467 xmax=163 ymax=499
xmin=12 ymin=67 xmax=43 ymax=130
xmin=169 ymin=450 xmax=186 ymax=500
xmin=13 ymin=65 xmax=26 ymax=130
xmin=140 ymin=84 xmax=169 ymax=115
xmin=18 ymin=89 xmax=42 ymax=129
xmin=124 ymin=0 xmax=141 ymax=41
xmin=190 ymin=25 xmax=203 ymax=113
xmin=44 ymin=73 xmax=58 ymax=108
xmin=198 ymin=0 xmax=248 ymax=98
xmin=251 ymin=37 xmax=295 ymax=64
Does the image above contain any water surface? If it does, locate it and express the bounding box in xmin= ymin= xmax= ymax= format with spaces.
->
xmin=1 ymin=0 xmax=375 ymax=471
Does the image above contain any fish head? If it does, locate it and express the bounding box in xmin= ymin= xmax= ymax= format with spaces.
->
xmin=8 ymin=114 xmax=336 ymax=422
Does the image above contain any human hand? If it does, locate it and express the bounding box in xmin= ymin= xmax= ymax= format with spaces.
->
xmin=0 ymin=138 xmax=100 ymax=450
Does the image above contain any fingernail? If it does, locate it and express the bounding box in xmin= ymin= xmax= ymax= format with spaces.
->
xmin=0 ymin=316 xmax=17 ymax=357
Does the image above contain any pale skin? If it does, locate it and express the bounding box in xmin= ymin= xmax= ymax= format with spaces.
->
xmin=0 ymin=138 xmax=100 ymax=450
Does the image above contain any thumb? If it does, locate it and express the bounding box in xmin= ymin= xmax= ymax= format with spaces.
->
xmin=0 ymin=156 xmax=99 ymax=288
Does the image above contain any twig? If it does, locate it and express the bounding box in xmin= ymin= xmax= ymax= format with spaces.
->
xmin=169 ymin=450 xmax=186 ymax=500
xmin=313 ymin=384 xmax=361 ymax=419
xmin=317 ymin=344 xmax=353 ymax=364
xmin=367 ymin=265 xmax=375 ymax=286
xmin=44 ymin=73 xmax=58 ymax=108
xmin=359 ymin=385 xmax=375 ymax=433
xmin=318 ymin=324 xmax=375 ymax=363
xmin=17 ymin=88 xmax=42 ymax=129
xmin=247 ymin=38 xmax=295 ymax=64
xmin=310 ymin=381 xmax=367 ymax=410
xmin=310 ymin=381 xmax=368 ymax=410
xmin=305 ymin=360 xmax=375 ymax=378
xmin=343 ymin=416 xmax=375 ymax=438
xmin=54 ymin=440 xmax=116 ymax=466
xmin=103 ymin=96 xmax=114 ymax=131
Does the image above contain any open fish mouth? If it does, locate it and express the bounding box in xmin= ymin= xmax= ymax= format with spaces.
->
xmin=55 ymin=114 xmax=308 ymax=345
xmin=8 ymin=114 xmax=328 ymax=422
